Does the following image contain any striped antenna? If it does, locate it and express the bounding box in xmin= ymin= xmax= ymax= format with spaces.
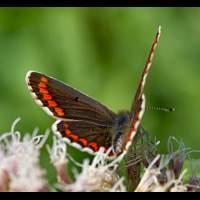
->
xmin=146 ymin=106 xmax=175 ymax=112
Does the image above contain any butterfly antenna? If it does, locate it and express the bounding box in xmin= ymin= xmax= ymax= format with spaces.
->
xmin=146 ymin=106 xmax=175 ymax=112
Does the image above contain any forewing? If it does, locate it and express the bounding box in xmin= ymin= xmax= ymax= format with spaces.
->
xmin=131 ymin=26 xmax=161 ymax=114
xmin=123 ymin=27 xmax=161 ymax=155
xmin=26 ymin=71 xmax=116 ymax=125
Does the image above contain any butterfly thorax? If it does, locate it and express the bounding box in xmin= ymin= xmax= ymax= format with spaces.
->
xmin=111 ymin=111 xmax=131 ymax=154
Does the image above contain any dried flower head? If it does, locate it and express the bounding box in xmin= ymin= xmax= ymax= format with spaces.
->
xmin=0 ymin=118 xmax=49 ymax=192
xmin=59 ymin=148 xmax=126 ymax=192
xmin=1 ymin=118 xmax=200 ymax=192
xmin=135 ymin=155 xmax=188 ymax=192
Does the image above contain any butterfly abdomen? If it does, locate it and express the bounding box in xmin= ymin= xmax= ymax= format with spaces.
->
xmin=112 ymin=112 xmax=131 ymax=154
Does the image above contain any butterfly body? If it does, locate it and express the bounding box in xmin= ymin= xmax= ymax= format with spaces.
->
xmin=26 ymin=26 xmax=161 ymax=158
xmin=111 ymin=111 xmax=131 ymax=154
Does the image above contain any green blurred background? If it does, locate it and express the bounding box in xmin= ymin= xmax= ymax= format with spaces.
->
xmin=0 ymin=7 xmax=200 ymax=158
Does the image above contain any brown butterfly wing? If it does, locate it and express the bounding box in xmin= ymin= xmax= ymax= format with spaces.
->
xmin=122 ymin=27 xmax=161 ymax=154
xmin=26 ymin=71 xmax=116 ymax=126
xmin=131 ymin=26 xmax=161 ymax=115
xmin=52 ymin=120 xmax=113 ymax=156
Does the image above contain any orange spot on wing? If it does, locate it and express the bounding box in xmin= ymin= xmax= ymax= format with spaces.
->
xmin=65 ymin=129 xmax=72 ymax=136
xmin=131 ymin=126 xmax=136 ymax=132
xmin=70 ymin=134 xmax=78 ymax=141
xmin=55 ymin=108 xmax=65 ymax=117
xmin=64 ymin=123 xmax=69 ymax=129
xmin=89 ymin=142 xmax=98 ymax=151
xmin=48 ymin=101 xmax=58 ymax=107
xmin=39 ymin=88 xmax=49 ymax=94
xmin=124 ymin=147 xmax=128 ymax=153
xmin=43 ymin=94 xmax=52 ymax=100
xmin=40 ymin=76 xmax=48 ymax=83
xmin=38 ymin=82 xmax=47 ymax=88
xmin=79 ymin=138 xmax=88 ymax=146
xmin=128 ymin=132 xmax=132 ymax=139
xmin=144 ymin=67 xmax=148 ymax=74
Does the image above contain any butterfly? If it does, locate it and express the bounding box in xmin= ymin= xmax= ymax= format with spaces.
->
xmin=26 ymin=26 xmax=161 ymax=159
